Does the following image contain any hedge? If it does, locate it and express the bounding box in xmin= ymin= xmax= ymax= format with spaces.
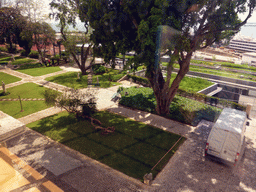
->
xmin=126 ymin=74 xmax=246 ymax=111
xmin=119 ymin=87 xmax=222 ymax=125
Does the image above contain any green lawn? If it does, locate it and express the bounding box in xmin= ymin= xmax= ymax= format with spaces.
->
xmin=162 ymin=61 xmax=256 ymax=82
xmin=11 ymin=57 xmax=38 ymax=65
xmin=27 ymin=111 xmax=185 ymax=180
xmin=0 ymin=100 xmax=50 ymax=118
xmin=170 ymin=74 xmax=214 ymax=92
xmin=45 ymin=69 xmax=125 ymax=89
xmin=0 ymin=83 xmax=55 ymax=118
xmin=17 ymin=66 xmax=62 ymax=76
xmin=0 ymin=72 xmax=21 ymax=85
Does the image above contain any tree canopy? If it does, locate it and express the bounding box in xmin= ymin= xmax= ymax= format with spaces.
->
xmin=77 ymin=0 xmax=255 ymax=115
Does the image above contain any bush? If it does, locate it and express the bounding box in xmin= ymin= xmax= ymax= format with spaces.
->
xmin=0 ymin=47 xmax=8 ymax=52
xmin=52 ymin=54 xmax=60 ymax=60
xmin=93 ymin=64 xmax=106 ymax=74
xmin=127 ymin=74 xmax=150 ymax=86
xmin=20 ymin=50 xmax=27 ymax=57
xmin=28 ymin=51 xmax=39 ymax=59
xmin=119 ymin=87 xmax=223 ymax=125
xmin=6 ymin=44 xmax=17 ymax=53
xmin=18 ymin=62 xmax=43 ymax=69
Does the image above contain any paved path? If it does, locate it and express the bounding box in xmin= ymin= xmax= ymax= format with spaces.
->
xmin=2 ymin=66 xmax=256 ymax=191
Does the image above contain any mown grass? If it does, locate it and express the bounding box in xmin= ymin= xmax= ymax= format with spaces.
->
xmin=162 ymin=61 xmax=256 ymax=82
xmin=170 ymin=74 xmax=214 ymax=92
xmin=45 ymin=69 xmax=125 ymax=89
xmin=0 ymin=83 xmax=56 ymax=118
xmin=11 ymin=57 xmax=37 ymax=65
xmin=0 ymin=72 xmax=21 ymax=85
xmin=27 ymin=111 xmax=185 ymax=180
xmin=17 ymin=66 xmax=62 ymax=76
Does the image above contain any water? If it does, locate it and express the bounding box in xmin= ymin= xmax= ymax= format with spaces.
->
xmin=240 ymin=23 xmax=256 ymax=39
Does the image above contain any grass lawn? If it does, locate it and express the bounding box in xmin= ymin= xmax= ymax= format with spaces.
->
xmin=0 ymin=72 xmax=21 ymax=85
xmin=11 ymin=57 xmax=38 ymax=65
xmin=17 ymin=66 xmax=62 ymax=76
xmin=45 ymin=69 xmax=125 ymax=89
xmin=26 ymin=111 xmax=186 ymax=180
xmin=0 ymin=83 xmax=56 ymax=118
xmin=0 ymin=100 xmax=50 ymax=118
xmin=170 ymin=74 xmax=214 ymax=92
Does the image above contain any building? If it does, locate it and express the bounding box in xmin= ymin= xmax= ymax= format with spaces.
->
xmin=242 ymin=52 xmax=256 ymax=65
xmin=228 ymin=34 xmax=256 ymax=53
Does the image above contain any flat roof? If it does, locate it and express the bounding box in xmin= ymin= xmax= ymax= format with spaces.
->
xmin=214 ymin=108 xmax=246 ymax=134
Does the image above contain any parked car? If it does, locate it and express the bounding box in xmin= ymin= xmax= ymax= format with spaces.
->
xmin=205 ymin=108 xmax=248 ymax=165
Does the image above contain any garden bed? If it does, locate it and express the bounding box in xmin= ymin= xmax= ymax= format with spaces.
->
xmin=45 ymin=69 xmax=126 ymax=89
xmin=119 ymin=87 xmax=222 ymax=125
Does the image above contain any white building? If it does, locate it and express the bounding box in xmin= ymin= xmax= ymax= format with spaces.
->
xmin=242 ymin=52 xmax=256 ymax=65
xmin=228 ymin=34 xmax=256 ymax=53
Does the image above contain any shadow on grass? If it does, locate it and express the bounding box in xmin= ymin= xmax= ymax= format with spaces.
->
xmin=27 ymin=110 xmax=185 ymax=181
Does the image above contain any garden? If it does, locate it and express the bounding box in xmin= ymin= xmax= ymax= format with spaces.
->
xmin=45 ymin=67 xmax=126 ymax=89
xmin=0 ymin=83 xmax=55 ymax=118
xmin=27 ymin=110 xmax=185 ymax=180
xmin=118 ymin=86 xmax=222 ymax=126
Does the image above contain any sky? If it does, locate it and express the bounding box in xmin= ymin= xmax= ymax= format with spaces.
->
xmin=43 ymin=1 xmax=256 ymax=37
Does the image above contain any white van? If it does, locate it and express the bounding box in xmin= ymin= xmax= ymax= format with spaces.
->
xmin=205 ymin=108 xmax=248 ymax=165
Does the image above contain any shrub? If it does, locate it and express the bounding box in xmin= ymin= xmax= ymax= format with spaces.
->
xmin=93 ymin=64 xmax=106 ymax=74
xmin=52 ymin=54 xmax=60 ymax=60
xmin=0 ymin=47 xmax=8 ymax=52
xmin=127 ymin=74 xmax=150 ymax=86
xmin=6 ymin=44 xmax=17 ymax=53
xmin=28 ymin=51 xmax=39 ymax=59
xmin=119 ymin=87 xmax=225 ymax=125
xmin=18 ymin=62 xmax=43 ymax=69
xmin=20 ymin=50 xmax=27 ymax=57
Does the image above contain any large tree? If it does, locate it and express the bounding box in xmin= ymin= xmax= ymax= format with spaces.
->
xmin=0 ymin=7 xmax=23 ymax=53
xmin=50 ymin=0 xmax=97 ymax=75
xmin=81 ymin=0 xmax=256 ymax=116
xmin=32 ymin=22 xmax=56 ymax=64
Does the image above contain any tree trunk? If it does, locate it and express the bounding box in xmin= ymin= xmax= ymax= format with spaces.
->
xmin=148 ymin=52 xmax=192 ymax=116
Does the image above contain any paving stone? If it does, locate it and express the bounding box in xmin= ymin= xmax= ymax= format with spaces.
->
xmin=24 ymin=147 xmax=83 ymax=176
xmin=0 ymin=112 xmax=25 ymax=142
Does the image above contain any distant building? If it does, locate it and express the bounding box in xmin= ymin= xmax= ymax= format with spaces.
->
xmin=0 ymin=0 xmax=7 ymax=8
xmin=228 ymin=34 xmax=256 ymax=53
xmin=242 ymin=52 xmax=256 ymax=65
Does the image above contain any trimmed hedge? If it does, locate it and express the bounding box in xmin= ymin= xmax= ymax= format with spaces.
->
xmin=93 ymin=64 xmax=106 ymax=74
xmin=127 ymin=74 xmax=150 ymax=86
xmin=18 ymin=62 xmax=43 ymax=69
xmin=119 ymin=87 xmax=222 ymax=125
xmin=28 ymin=51 xmax=39 ymax=59
xmin=0 ymin=47 xmax=8 ymax=52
